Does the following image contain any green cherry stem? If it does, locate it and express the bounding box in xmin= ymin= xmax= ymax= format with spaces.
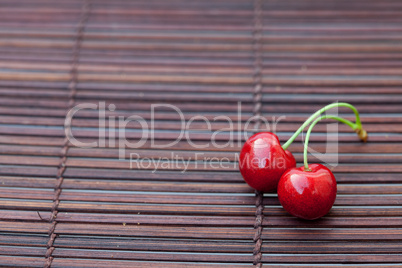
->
xmin=303 ymin=115 xmax=359 ymax=171
xmin=282 ymin=102 xmax=365 ymax=150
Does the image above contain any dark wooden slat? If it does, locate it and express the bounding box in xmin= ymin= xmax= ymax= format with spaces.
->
xmin=261 ymin=228 xmax=402 ymax=240
xmin=54 ymin=236 xmax=253 ymax=253
xmin=265 ymin=265 xmax=402 ymax=268
xmin=0 ymin=176 xmax=56 ymax=188
xmin=332 ymin=173 xmax=402 ymax=183
xmin=56 ymin=212 xmax=255 ymax=226
xmin=263 ymin=217 xmax=402 ymax=228
xmin=264 ymin=207 xmax=402 ymax=217
xmin=0 ymin=234 xmax=48 ymax=248
xmin=60 ymin=191 xmax=254 ymax=205
xmin=0 ymin=221 xmax=50 ymax=234
xmin=57 ymin=203 xmax=256 ymax=216
xmin=0 ymin=256 xmax=45 ymax=268
xmin=61 ymin=179 xmax=253 ymax=193
xmin=0 ymin=107 xmax=400 ymax=123
xmin=0 ymin=135 xmax=64 ymax=146
xmin=0 ymin=210 xmax=51 ymax=221
xmin=0 ymin=200 xmax=52 ymax=211
xmin=51 ymin=248 xmax=252 ymax=263
xmin=0 ymin=155 xmax=60 ymax=166
xmin=2 ymin=115 xmax=402 ymax=135
xmin=1 ymin=188 xmax=400 ymax=206
xmin=0 ymin=70 xmax=255 ymax=84
xmin=262 ymin=241 xmax=402 ymax=254
xmin=64 ymin=168 xmax=244 ymax=182
xmin=261 ymin=103 xmax=402 ymax=114
xmin=55 ymin=213 xmax=402 ymax=228
xmin=0 ymin=246 xmax=46 ymax=257
xmin=0 ymin=166 xmax=58 ymax=178
xmin=51 ymin=258 xmax=244 ymax=268
xmin=261 ymin=254 xmax=402 ymax=263
xmin=338 ymin=185 xmax=402 ymax=194
xmin=0 ymin=145 xmax=62 ymax=156
xmin=55 ymin=223 xmax=255 ymax=239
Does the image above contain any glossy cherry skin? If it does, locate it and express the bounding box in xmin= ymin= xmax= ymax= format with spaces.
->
xmin=239 ymin=132 xmax=296 ymax=192
xmin=277 ymin=163 xmax=337 ymax=220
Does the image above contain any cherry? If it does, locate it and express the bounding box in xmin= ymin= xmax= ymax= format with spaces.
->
xmin=239 ymin=132 xmax=296 ymax=192
xmin=239 ymin=102 xmax=367 ymax=194
xmin=277 ymin=163 xmax=337 ymax=220
xmin=277 ymin=113 xmax=367 ymax=220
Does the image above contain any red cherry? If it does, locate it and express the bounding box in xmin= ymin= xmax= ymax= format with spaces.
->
xmin=239 ymin=132 xmax=296 ymax=192
xmin=277 ymin=163 xmax=337 ymax=220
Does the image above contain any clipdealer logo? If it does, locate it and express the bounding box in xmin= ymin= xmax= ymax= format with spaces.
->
xmin=64 ymin=102 xmax=339 ymax=171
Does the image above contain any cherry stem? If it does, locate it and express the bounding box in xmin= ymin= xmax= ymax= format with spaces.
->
xmin=282 ymin=102 xmax=363 ymax=150
xmin=303 ymin=115 xmax=358 ymax=171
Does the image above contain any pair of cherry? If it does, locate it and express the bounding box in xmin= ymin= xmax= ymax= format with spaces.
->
xmin=239 ymin=103 xmax=367 ymax=220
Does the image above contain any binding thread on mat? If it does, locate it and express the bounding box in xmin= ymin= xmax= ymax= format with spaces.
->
xmin=252 ymin=0 xmax=264 ymax=266
xmin=44 ymin=1 xmax=91 ymax=267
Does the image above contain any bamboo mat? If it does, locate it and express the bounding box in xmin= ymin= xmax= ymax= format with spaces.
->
xmin=0 ymin=0 xmax=401 ymax=267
